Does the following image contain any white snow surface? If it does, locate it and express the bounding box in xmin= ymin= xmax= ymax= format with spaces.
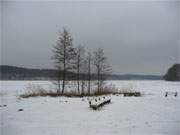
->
xmin=0 ymin=80 xmax=180 ymax=135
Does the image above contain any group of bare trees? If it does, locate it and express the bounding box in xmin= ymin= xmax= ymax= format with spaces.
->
xmin=52 ymin=28 xmax=111 ymax=96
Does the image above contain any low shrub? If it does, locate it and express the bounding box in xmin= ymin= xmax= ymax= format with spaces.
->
xmin=123 ymin=92 xmax=141 ymax=97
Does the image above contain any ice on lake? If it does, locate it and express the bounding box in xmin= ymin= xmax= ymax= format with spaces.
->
xmin=0 ymin=80 xmax=180 ymax=135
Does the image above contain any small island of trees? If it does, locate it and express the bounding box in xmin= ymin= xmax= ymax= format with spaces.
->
xmin=52 ymin=28 xmax=112 ymax=96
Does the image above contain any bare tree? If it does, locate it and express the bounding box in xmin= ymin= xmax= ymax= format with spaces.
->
xmin=93 ymin=48 xmax=111 ymax=93
xmin=80 ymin=59 xmax=88 ymax=96
xmin=87 ymin=52 xmax=92 ymax=95
xmin=74 ymin=45 xmax=85 ymax=95
xmin=52 ymin=28 xmax=75 ymax=95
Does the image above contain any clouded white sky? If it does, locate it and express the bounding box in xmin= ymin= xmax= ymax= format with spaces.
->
xmin=1 ymin=0 xmax=180 ymax=75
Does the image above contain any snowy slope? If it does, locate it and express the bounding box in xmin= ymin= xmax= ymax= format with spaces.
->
xmin=0 ymin=80 xmax=180 ymax=135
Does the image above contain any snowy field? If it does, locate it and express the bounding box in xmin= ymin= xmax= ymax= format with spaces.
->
xmin=0 ymin=80 xmax=180 ymax=135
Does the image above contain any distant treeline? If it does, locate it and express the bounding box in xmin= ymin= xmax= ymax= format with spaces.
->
xmin=0 ymin=65 xmax=58 ymax=80
xmin=0 ymin=65 xmax=162 ymax=80
xmin=0 ymin=65 xmax=80 ymax=80
xmin=164 ymin=64 xmax=180 ymax=81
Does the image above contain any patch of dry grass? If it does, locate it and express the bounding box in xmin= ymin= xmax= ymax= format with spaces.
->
xmin=19 ymin=84 xmax=141 ymax=98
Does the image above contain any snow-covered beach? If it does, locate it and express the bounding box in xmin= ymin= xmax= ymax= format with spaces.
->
xmin=1 ymin=80 xmax=180 ymax=135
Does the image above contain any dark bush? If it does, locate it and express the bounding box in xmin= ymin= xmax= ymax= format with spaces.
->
xmin=123 ymin=92 xmax=141 ymax=97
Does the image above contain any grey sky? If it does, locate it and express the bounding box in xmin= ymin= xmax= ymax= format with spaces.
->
xmin=1 ymin=0 xmax=180 ymax=75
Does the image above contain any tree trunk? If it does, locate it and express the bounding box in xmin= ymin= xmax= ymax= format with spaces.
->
xmin=97 ymin=70 xmax=100 ymax=93
xmin=62 ymin=68 xmax=65 ymax=95
xmin=81 ymin=81 xmax=84 ymax=96
xmin=88 ymin=75 xmax=91 ymax=95
xmin=88 ymin=58 xmax=91 ymax=95
xmin=77 ymin=64 xmax=80 ymax=95
xmin=57 ymin=80 xmax=61 ymax=94
xmin=62 ymin=43 xmax=66 ymax=95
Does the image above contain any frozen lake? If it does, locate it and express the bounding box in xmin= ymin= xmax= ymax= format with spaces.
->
xmin=0 ymin=80 xmax=180 ymax=135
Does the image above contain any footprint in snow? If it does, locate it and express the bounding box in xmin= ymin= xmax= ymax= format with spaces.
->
xmin=144 ymin=121 xmax=152 ymax=127
xmin=18 ymin=109 xmax=23 ymax=112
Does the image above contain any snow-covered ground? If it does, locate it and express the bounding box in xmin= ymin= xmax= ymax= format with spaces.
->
xmin=0 ymin=80 xmax=180 ymax=135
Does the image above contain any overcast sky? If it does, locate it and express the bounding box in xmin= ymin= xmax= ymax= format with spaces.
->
xmin=1 ymin=0 xmax=180 ymax=75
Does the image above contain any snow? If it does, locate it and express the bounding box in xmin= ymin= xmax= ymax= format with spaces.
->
xmin=0 ymin=80 xmax=180 ymax=135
